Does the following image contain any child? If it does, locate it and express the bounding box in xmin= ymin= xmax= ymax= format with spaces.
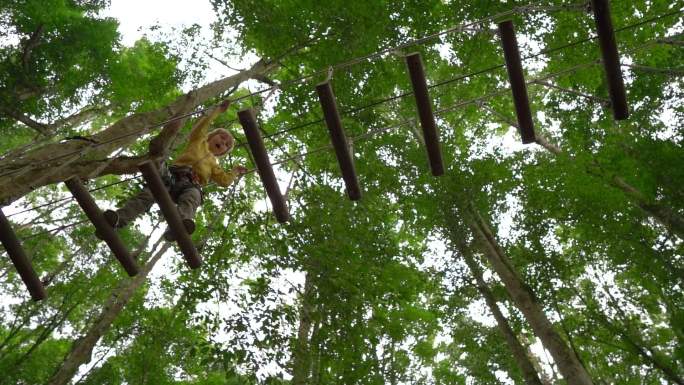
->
xmin=102 ymin=100 xmax=247 ymax=240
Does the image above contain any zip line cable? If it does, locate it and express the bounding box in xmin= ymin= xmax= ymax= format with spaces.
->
xmin=1 ymin=8 xmax=681 ymax=218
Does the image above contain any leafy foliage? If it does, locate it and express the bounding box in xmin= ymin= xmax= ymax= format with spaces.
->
xmin=1 ymin=0 xmax=683 ymax=384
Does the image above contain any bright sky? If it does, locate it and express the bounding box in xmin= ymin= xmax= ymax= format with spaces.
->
xmin=103 ymin=0 xmax=261 ymax=90
xmin=103 ymin=0 xmax=216 ymax=46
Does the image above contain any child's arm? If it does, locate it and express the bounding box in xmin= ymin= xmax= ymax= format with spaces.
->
xmin=211 ymin=165 xmax=247 ymax=187
xmin=188 ymin=100 xmax=231 ymax=142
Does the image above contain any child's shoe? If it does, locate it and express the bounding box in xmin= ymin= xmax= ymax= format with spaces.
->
xmin=103 ymin=210 xmax=121 ymax=228
xmin=95 ymin=210 xmax=122 ymax=240
xmin=163 ymin=219 xmax=196 ymax=242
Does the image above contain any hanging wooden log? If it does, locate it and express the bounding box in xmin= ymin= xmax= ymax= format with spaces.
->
xmin=64 ymin=177 xmax=139 ymax=276
xmin=591 ymin=0 xmax=629 ymax=120
xmin=138 ymin=161 xmax=202 ymax=268
xmin=498 ymin=20 xmax=536 ymax=144
xmin=0 ymin=208 xmax=46 ymax=301
xmin=316 ymin=81 xmax=362 ymax=200
xmin=238 ymin=108 xmax=290 ymax=223
xmin=405 ymin=52 xmax=445 ymax=176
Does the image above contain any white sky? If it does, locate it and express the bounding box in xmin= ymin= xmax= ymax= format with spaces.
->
xmin=103 ymin=0 xmax=216 ymax=46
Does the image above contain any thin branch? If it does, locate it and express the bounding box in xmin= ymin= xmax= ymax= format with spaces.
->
xmin=207 ymin=52 xmax=246 ymax=72
xmin=409 ymin=120 xmax=426 ymax=146
xmin=622 ymin=63 xmax=684 ymax=76
xmin=532 ymin=80 xmax=610 ymax=106
xmin=657 ymin=37 xmax=684 ymax=46
xmin=479 ymin=102 xmax=519 ymax=129
xmin=283 ymin=167 xmax=300 ymax=200
xmin=50 ymin=105 xmax=110 ymax=131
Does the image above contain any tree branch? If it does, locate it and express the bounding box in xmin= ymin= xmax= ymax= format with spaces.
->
xmin=21 ymin=24 xmax=45 ymax=70
xmin=46 ymin=239 xmax=170 ymax=385
xmin=0 ymin=57 xmax=280 ymax=204
xmin=207 ymin=52 xmax=246 ymax=72
xmin=49 ymin=105 xmax=110 ymax=131
xmin=146 ymin=58 xmax=277 ymax=160
xmin=532 ymin=80 xmax=610 ymax=106
xmin=1 ymin=108 xmax=50 ymax=136
xmin=657 ymin=36 xmax=684 ymax=46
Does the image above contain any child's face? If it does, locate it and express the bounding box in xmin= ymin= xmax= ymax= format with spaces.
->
xmin=208 ymin=133 xmax=233 ymax=156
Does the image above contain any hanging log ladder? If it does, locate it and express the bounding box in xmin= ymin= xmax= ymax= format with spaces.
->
xmin=316 ymin=81 xmax=362 ymax=200
xmin=138 ymin=161 xmax=202 ymax=268
xmin=238 ymin=108 xmax=290 ymax=223
xmin=405 ymin=52 xmax=445 ymax=176
xmin=64 ymin=177 xmax=139 ymax=276
xmin=591 ymin=0 xmax=629 ymax=120
xmin=498 ymin=20 xmax=536 ymax=144
xmin=0 ymin=209 xmax=46 ymax=301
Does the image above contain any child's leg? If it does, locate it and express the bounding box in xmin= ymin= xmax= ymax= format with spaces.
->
xmin=116 ymin=188 xmax=156 ymax=226
xmin=162 ymin=186 xmax=200 ymax=241
xmin=176 ymin=187 xmax=202 ymax=222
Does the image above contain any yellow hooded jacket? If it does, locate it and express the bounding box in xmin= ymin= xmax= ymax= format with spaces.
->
xmin=173 ymin=108 xmax=237 ymax=187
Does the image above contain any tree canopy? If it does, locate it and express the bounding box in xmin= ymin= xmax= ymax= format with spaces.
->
xmin=0 ymin=0 xmax=682 ymax=384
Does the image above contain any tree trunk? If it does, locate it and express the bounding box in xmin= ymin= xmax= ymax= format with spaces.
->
xmin=309 ymin=320 xmax=322 ymax=385
xmin=525 ymin=338 xmax=556 ymax=385
xmin=291 ymin=273 xmax=314 ymax=385
xmin=467 ymin=208 xmax=595 ymax=385
xmin=0 ymin=59 xmax=278 ymax=205
xmin=584 ymin=287 xmax=684 ymax=385
xmin=610 ymin=176 xmax=684 ymax=240
xmin=457 ymin=245 xmax=545 ymax=385
xmin=45 ymin=241 xmax=170 ymax=385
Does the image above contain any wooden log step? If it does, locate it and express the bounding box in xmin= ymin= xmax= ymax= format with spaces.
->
xmin=591 ymin=0 xmax=629 ymax=120
xmin=316 ymin=81 xmax=362 ymax=200
xmin=138 ymin=161 xmax=202 ymax=268
xmin=405 ymin=52 xmax=445 ymax=176
xmin=238 ymin=108 xmax=290 ymax=223
xmin=498 ymin=20 xmax=536 ymax=144
xmin=0 ymin=208 xmax=46 ymax=301
xmin=64 ymin=177 xmax=139 ymax=276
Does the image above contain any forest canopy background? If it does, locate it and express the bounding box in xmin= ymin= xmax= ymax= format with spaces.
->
xmin=0 ymin=1 xmax=682 ymax=385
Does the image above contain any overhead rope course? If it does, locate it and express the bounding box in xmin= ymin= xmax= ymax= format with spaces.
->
xmin=1 ymin=1 xmax=681 ymax=300
xmin=2 ymin=1 xmax=674 ymax=182
xmin=245 ymin=6 xmax=683 ymax=143
xmin=4 ymin=11 xmax=677 ymax=232
xmin=0 ymin=5 xmax=678 ymax=183
xmin=5 ymin=69 xmax=677 ymax=299
xmin=3 ymin=24 xmax=675 ymax=227
xmin=0 ymin=41 xmax=663 ymax=300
